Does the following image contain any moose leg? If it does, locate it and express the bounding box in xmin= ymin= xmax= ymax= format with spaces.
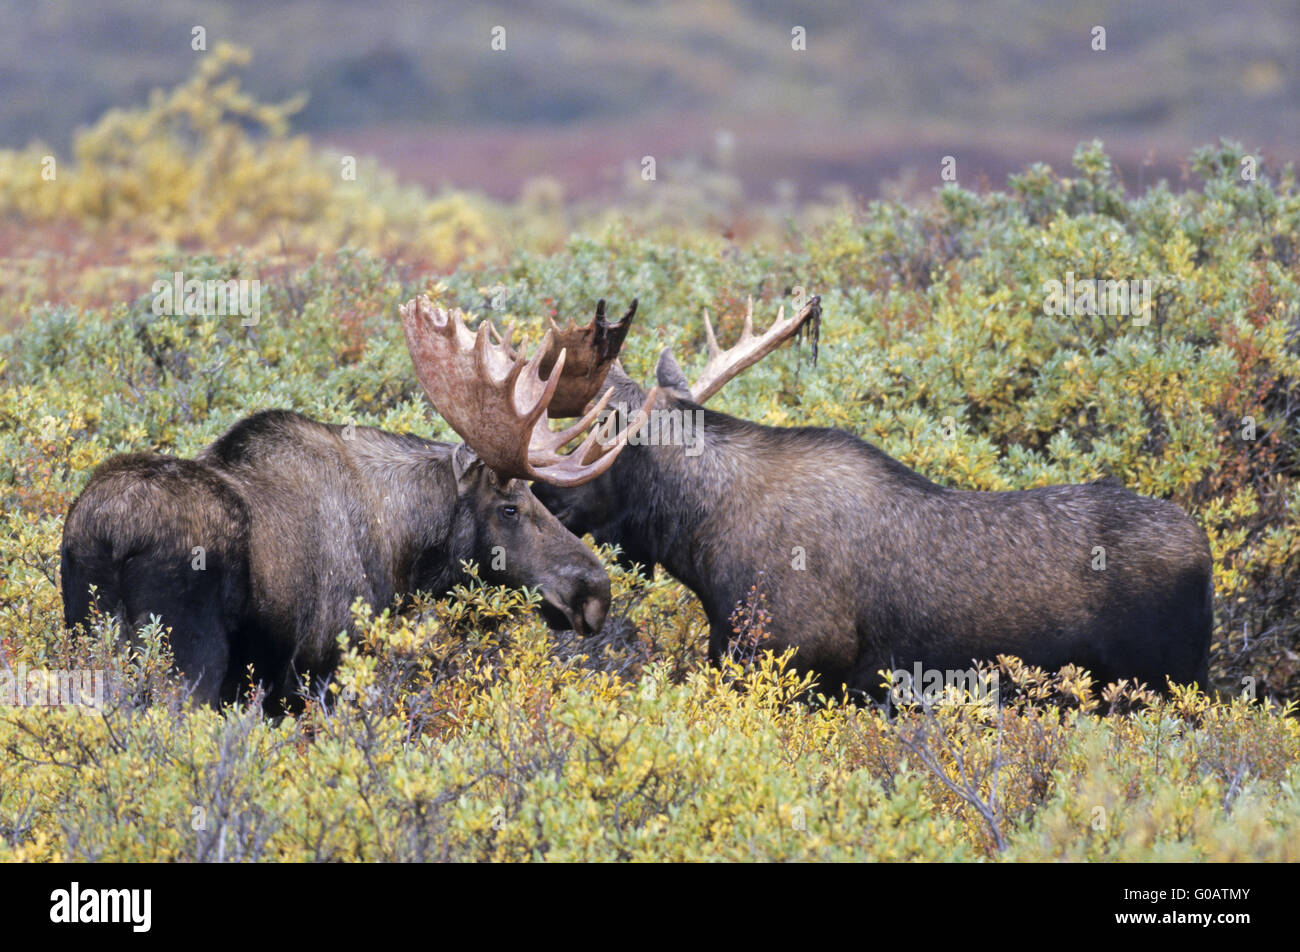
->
xmin=145 ymin=612 xmax=230 ymax=707
xmin=118 ymin=553 xmax=236 ymax=708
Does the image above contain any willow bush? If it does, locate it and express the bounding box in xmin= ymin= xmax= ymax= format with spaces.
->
xmin=1 ymin=53 xmax=1298 ymax=861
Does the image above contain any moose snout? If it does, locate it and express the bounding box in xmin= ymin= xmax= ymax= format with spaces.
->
xmin=580 ymin=587 xmax=609 ymax=636
xmin=541 ymin=565 xmax=611 ymax=636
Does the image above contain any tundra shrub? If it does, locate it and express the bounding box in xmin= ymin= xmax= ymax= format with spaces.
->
xmin=1 ymin=62 xmax=1298 ymax=860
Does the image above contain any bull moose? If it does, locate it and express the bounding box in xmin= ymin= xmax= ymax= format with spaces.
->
xmin=60 ymin=298 xmax=655 ymax=709
xmin=531 ymin=295 xmax=1214 ymax=699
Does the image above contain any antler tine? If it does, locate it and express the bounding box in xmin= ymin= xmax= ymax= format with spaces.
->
xmin=543 ymin=298 xmax=614 ymax=339
xmin=702 ymin=308 xmax=720 ymax=358
xmin=536 ymin=381 xmax=619 ymax=453
xmin=523 ymin=384 xmax=662 ymax=487
xmin=688 ymin=295 xmax=822 ymax=405
xmin=515 ymin=333 xmax=567 ymax=422
xmin=487 ymin=320 xmax=517 ymax=355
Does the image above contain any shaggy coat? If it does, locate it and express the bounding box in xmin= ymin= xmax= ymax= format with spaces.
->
xmin=534 ymin=363 xmax=1214 ymax=698
xmin=62 ymin=410 xmax=610 ymax=708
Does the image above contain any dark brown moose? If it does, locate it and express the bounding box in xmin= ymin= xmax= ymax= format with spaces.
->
xmin=532 ymin=295 xmax=1214 ymax=700
xmin=60 ymin=298 xmax=654 ymax=709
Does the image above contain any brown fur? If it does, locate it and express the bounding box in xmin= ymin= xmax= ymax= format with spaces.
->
xmin=62 ymin=410 xmax=610 ymax=709
xmin=534 ymin=366 xmax=1214 ymax=699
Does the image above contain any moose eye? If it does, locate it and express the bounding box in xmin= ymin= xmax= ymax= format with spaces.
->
xmin=500 ymin=505 xmax=518 ymax=521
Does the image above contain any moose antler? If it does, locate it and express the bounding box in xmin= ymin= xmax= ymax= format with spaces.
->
xmin=400 ymin=296 xmax=656 ymax=487
xmin=491 ymin=299 xmax=638 ymax=417
xmin=689 ymin=295 xmax=822 ymax=404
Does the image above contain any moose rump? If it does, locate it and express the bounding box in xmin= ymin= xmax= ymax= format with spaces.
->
xmin=61 ymin=454 xmax=253 ymax=706
xmin=62 ymin=415 xmax=418 ymax=707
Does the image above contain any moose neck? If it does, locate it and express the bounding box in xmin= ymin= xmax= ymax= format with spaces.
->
xmin=603 ymin=381 xmax=753 ymax=593
xmin=600 ymin=371 xmax=945 ymax=598
xmin=340 ymin=427 xmax=467 ymax=599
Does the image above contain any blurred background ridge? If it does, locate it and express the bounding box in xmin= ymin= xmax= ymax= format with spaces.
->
xmin=2 ymin=0 xmax=1295 ymax=202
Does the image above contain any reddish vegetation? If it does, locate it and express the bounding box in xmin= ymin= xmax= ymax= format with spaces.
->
xmin=1204 ymin=269 xmax=1289 ymax=498
xmin=0 ymin=221 xmax=145 ymax=317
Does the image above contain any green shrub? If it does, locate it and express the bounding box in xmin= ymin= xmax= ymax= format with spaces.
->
xmin=1 ymin=62 xmax=1297 ymax=860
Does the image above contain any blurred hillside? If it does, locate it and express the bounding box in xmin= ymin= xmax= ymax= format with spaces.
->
xmin=2 ymin=0 xmax=1295 ymax=201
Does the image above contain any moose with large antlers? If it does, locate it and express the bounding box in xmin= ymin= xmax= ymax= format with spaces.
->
xmin=60 ymin=298 xmax=654 ymax=710
xmin=533 ymin=294 xmax=1214 ymax=698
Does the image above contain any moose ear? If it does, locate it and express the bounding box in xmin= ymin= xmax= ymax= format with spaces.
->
xmin=655 ymin=348 xmax=691 ymax=395
xmin=451 ymin=443 xmax=483 ymax=489
xmin=487 ymin=470 xmax=517 ymax=493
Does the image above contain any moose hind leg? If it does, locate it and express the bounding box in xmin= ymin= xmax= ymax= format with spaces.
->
xmin=119 ymin=554 xmax=236 ymax=707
